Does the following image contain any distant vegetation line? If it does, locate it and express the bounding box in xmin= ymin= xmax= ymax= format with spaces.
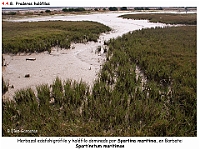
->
xmin=62 ymin=7 xmax=86 ymax=12
xmin=120 ymin=13 xmax=197 ymax=25
xmin=2 ymin=7 xmax=196 ymax=20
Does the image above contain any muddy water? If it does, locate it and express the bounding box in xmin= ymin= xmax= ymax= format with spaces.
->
xmin=3 ymin=12 xmax=169 ymax=100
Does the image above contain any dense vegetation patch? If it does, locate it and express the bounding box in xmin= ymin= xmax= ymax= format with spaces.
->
xmin=45 ymin=9 xmax=51 ymax=13
xmin=3 ymin=26 xmax=196 ymax=136
xmin=109 ymin=7 xmax=118 ymax=11
xmin=134 ymin=7 xmax=151 ymax=10
xmin=120 ymin=7 xmax=128 ymax=11
xmin=107 ymin=26 xmax=196 ymax=135
xmin=120 ymin=13 xmax=197 ymax=25
xmin=62 ymin=7 xmax=86 ymax=12
xmin=2 ymin=21 xmax=111 ymax=54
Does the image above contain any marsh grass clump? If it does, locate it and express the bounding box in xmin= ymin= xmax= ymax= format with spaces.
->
xmin=14 ymin=88 xmax=37 ymax=105
xmin=52 ymin=77 xmax=64 ymax=106
xmin=2 ymin=78 xmax=8 ymax=94
xmin=36 ymin=84 xmax=50 ymax=106
xmin=2 ymin=21 xmax=111 ymax=54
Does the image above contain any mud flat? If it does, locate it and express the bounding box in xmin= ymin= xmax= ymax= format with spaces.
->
xmin=3 ymin=12 xmax=169 ymax=100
